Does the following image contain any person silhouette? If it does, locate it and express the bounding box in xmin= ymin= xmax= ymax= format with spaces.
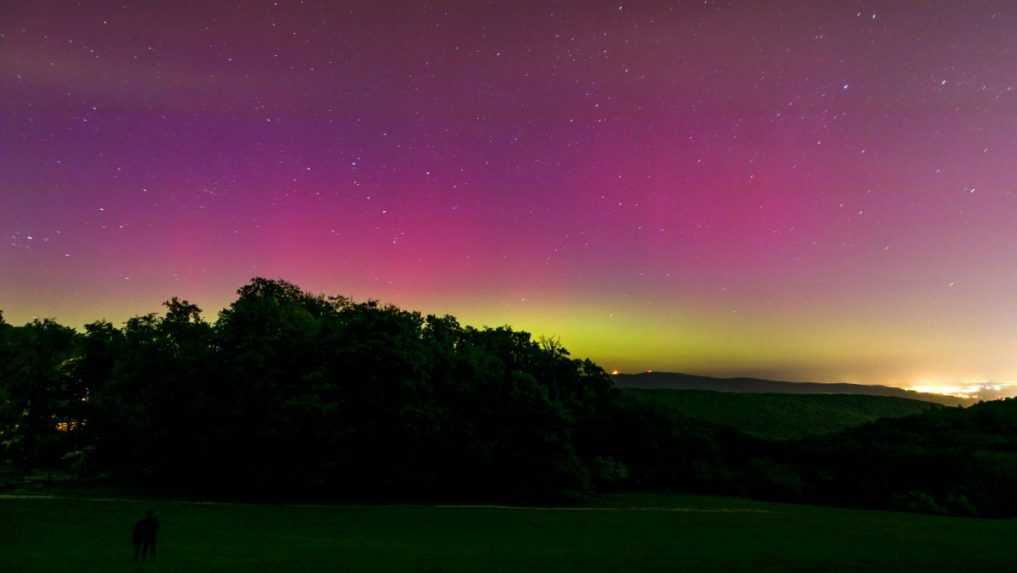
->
xmin=132 ymin=510 xmax=159 ymax=561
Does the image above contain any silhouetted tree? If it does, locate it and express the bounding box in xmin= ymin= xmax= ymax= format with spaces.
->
xmin=0 ymin=319 xmax=81 ymax=469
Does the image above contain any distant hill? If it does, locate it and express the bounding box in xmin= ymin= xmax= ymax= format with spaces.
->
xmin=795 ymin=396 xmax=1017 ymax=516
xmin=613 ymin=372 xmax=973 ymax=407
xmin=624 ymin=389 xmax=941 ymax=440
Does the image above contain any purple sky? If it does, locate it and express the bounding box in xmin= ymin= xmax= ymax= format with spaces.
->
xmin=4 ymin=1 xmax=1017 ymax=390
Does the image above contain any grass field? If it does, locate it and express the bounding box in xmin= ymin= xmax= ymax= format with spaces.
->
xmin=3 ymin=493 xmax=1016 ymax=572
xmin=625 ymin=389 xmax=940 ymax=440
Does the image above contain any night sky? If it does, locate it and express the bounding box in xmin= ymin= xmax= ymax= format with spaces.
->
xmin=4 ymin=1 xmax=1017 ymax=391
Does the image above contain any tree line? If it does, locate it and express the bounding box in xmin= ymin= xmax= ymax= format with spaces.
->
xmin=3 ymin=278 xmax=1017 ymax=515
xmin=1 ymin=279 xmax=629 ymax=499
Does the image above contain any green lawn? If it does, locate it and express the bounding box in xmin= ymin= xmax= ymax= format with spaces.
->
xmin=2 ymin=493 xmax=1016 ymax=572
xmin=625 ymin=389 xmax=939 ymax=440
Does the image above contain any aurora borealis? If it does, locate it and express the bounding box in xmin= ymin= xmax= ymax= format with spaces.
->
xmin=4 ymin=1 xmax=1017 ymax=391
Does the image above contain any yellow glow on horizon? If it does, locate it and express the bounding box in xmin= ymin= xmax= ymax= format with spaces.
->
xmin=909 ymin=381 xmax=1017 ymax=398
xmin=909 ymin=384 xmax=974 ymax=398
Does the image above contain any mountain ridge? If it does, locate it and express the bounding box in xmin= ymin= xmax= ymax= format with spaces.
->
xmin=612 ymin=371 xmax=973 ymax=407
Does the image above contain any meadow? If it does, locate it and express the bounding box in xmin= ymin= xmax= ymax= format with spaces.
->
xmin=3 ymin=493 xmax=1016 ymax=572
xmin=624 ymin=389 xmax=940 ymax=440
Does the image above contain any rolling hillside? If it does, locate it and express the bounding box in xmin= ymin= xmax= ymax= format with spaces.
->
xmin=624 ymin=389 xmax=941 ymax=440
xmin=613 ymin=372 xmax=972 ymax=407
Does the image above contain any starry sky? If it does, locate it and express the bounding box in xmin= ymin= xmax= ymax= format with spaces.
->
xmin=4 ymin=1 xmax=1017 ymax=391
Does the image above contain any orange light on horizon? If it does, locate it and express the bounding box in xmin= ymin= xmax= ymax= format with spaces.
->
xmin=909 ymin=384 xmax=972 ymax=398
xmin=909 ymin=381 xmax=1017 ymax=399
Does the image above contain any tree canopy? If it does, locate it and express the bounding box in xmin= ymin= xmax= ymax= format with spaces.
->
xmin=1 ymin=278 xmax=618 ymax=500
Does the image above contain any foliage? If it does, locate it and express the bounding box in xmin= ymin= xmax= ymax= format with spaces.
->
xmin=1 ymin=279 xmax=614 ymax=500
xmin=0 ymin=318 xmax=82 ymax=468
xmin=4 ymin=278 xmax=1017 ymax=516
xmin=791 ymin=398 xmax=1017 ymax=516
xmin=624 ymin=389 xmax=940 ymax=440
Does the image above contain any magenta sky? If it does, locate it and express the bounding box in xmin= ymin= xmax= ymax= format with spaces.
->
xmin=4 ymin=1 xmax=1017 ymax=389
